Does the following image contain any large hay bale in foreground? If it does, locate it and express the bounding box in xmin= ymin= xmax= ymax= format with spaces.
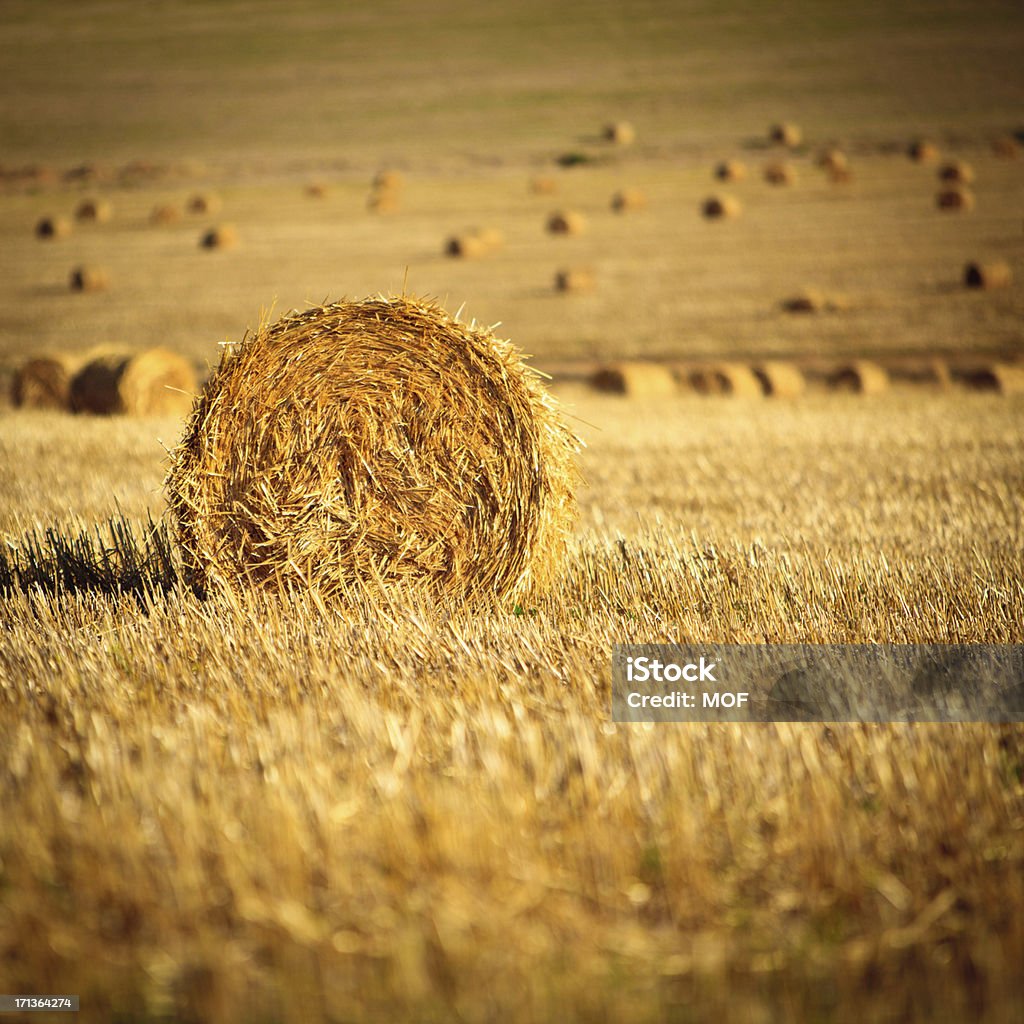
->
xmin=75 ymin=198 xmax=112 ymax=223
xmin=71 ymin=348 xmax=196 ymax=416
xmin=11 ymin=353 xmax=85 ymax=409
xmin=828 ymin=360 xmax=889 ymax=395
xmin=591 ymin=362 xmax=676 ymax=397
xmin=964 ymin=261 xmax=1012 ymax=290
xmin=753 ymin=361 xmax=806 ymax=398
xmin=701 ymin=194 xmax=741 ymax=219
xmin=69 ymin=265 xmax=110 ymax=292
xmin=165 ymin=297 xmax=579 ymax=603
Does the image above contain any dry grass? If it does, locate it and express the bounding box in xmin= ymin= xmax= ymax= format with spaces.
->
xmin=1 ymin=394 xmax=1022 ymax=1022
xmin=166 ymin=296 xmax=579 ymax=605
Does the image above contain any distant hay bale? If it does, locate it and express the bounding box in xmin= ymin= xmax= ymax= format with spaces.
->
xmin=75 ymin=198 xmax=112 ymax=223
xmin=35 ymin=216 xmax=71 ymax=239
xmin=11 ymin=353 xmax=85 ymax=409
xmin=763 ymin=161 xmax=796 ymax=185
xmin=591 ymin=362 xmax=676 ymax=397
xmin=445 ymin=227 xmax=502 ymax=258
xmin=992 ymin=136 xmax=1020 ymax=159
xmin=936 ymin=187 xmax=974 ymax=211
xmin=305 ymin=181 xmax=329 ymax=199
xmin=69 ymin=266 xmax=110 ymax=292
xmin=150 ymin=204 xmax=181 ymax=226
xmin=938 ymin=161 xmax=974 ymax=185
xmin=769 ymin=123 xmax=802 ymax=147
xmin=199 ymin=224 xmax=238 ymax=250
xmin=828 ymin=360 xmax=889 ymax=395
xmin=701 ymin=194 xmax=742 ymax=219
xmin=610 ymin=188 xmax=647 ymax=212
xmin=547 ymin=210 xmax=586 ymax=235
xmin=603 ymin=121 xmax=635 ymax=145
xmin=816 ymin=148 xmax=848 ymax=173
xmin=753 ymin=361 xmax=806 ymax=398
xmin=958 ymin=363 xmax=1024 ymax=395
xmin=713 ymin=159 xmax=747 ymax=182
xmin=530 ymin=176 xmax=558 ymax=195
xmin=187 ymin=192 xmax=221 ymax=214
xmin=827 ymin=165 xmax=853 ymax=184
xmin=367 ymin=189 xmax=400 ymax=214
xmin=71 ymin=348 xmax=197 ymax=416
xmin=554 ymin=268 xmax=595 ymax=293
xmin=373 ymin=169 xmax=403 ymax=190
xmin=165 ymin=296 xmax=579 ymax=604
xmin=687 ymin=363 xmax=763 ymax=397
xmin=964 ymin=261 xmax=1012 ymax=290
xmin=908 ymin=139 xmax=939 ymax=162
xmin=781 ymin=289 xmax=827 ymax=313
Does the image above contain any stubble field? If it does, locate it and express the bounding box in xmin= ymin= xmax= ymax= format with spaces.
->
xmin=1 ymin=1 xmax=1023 ymax=1022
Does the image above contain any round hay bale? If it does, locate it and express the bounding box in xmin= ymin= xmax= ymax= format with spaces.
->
xmin=936 ymin=187 xmax=974 ymax=211
xmin=938 ymin=161 xmax=974 ymax=185
xmin=530 ymin=175 xmax=558 ymax=195
xmin=71 ymin=348 xmax=196 ymax=416
xmin=445 ymin=233 xmax=489 ymax=259
xmin=827 ymin=165 xmax=853 ymax=184
xmin=603 ymin=121 xmax=635 ymax=145
xmin=713 ymin=159 xmax=747 ymax=182
xmin=164 ymin=296 xmax=579 ymax=604
xmin=687 ymin=363 xmax=762 ymax=397
xmin=187 ymin=192 xmax=222 ymax=215
xmin=554 ymin=268 xmax=595 ymax=293
xmin=753 ymin=361 xmax=806 ymax=398
xmin=769 ymin=122 xmax=801 ymax=147
xmin=992 ymin=136 xmax=1020 ymax=159
xmin=908 ymin=139 xmax=939 ymax=163
xmin=305 ymin=181 xmax=329 ymax=199
xmin=816 ymin=148 xmax=848 ymax=173
xmin=591 ymin=362 xmax=676 ymax=397
xmin=701 ymin=194 xmax=741 ymax=219
xmin=35 ymin=216 xmax=71 ymax=239
xmin=368 ymin=189 xmax=400 ymax=214
xmin=610 ymin=188 xmax=647 ymax=212
xmin=150 ymin=204 xmax=181 ymax=226
xmin=199 ymin=224 xmax=238 ymax=250
xmin=827 ymin=360 xmax=889 ymax=395
xmin=763 ymin=161 xmax=796 ymax=185
xmin=69 ymin=265 xmax=110 ymax=292
xmin=964 ymin=261 xmax=1012 ymax=290
xmin=781 ymin=289 xmax=827 ymax=313
xmin=959 ymin=363 xmax=1024 ymax=395
xmin=75 ymin=197 xmax=112 ymax=223
xmin=546 ymin=210 xmax=586 ymax=235
xmin=373 ymin=169 xmax=404 ymax=190
xmin=11 ymin=353 xmax=85 ymax=410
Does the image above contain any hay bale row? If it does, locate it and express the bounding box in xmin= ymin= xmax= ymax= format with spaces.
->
xmin=12 ymin=348 xmax=196 ymax=416
xmin=165 ymin=296 xmax=579 ymax=605
xmin=589 ymin=361 xmax=808 ymax=398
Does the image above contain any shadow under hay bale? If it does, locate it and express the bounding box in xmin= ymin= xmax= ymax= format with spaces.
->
xmin=150 ymin=204 xmax=181 ymax=225
xmin=199 ymin=224 xmax=237 ymax=250
xmin=547 ymin=210 xmax=586 ymax=235
xmin=75 ymin=197 xmax=112 ymax=223
xmin=69 ymin=266 xmax=110 ymax=292
xmin=603 ymin=121 xmax=635 ymax=145
xmin=687 ymin=363 xmax=763 ymax=397
xmin=938 ymin=161 xmax=974 ymax=185
xmin=764 ymin=162 xmax=796 ymax=185
xmin=936 ymin=187 xmax=974 ymax=211
xmin=11 ymin=353 xmax=86 ymax=410
xmin=702 ymin=194 xmax=741 ymax=219
xmin=753 ymin=361 xmax=806 ymax=398
xmin=610 ymin=188 xmax=647 ymax=212
xmin=554 ymin=268 xmax=595 ymax=293
xmin=165 ymin=296 xmax=580 ymax=604
xmin=590 ymin=362 xmax=676 ymax=397
xmin=956 ymin=363 xmax=1024 ymax=395
xmin=36 ymin=216 xmax=71 ymax=239
xmin=827 ymin=360 xmax=889 ymax=395
xmin=71 ymin=348 xmax=196 ymax=416
xmin=909 ymin=139 xmax=939 ymax=162
xmin=713 ymin=159 xmax=747 ymax=182
xmin=187 ymin=192 xmax=221 ymax=215
xmin=964 ymin=261 xmax=1011 ymax=290
xmin=769 ymin=122 xmax=802 ymax=147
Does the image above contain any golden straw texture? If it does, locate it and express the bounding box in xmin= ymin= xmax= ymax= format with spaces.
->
xmin=165 ymin=296 xmax=580 ymax=604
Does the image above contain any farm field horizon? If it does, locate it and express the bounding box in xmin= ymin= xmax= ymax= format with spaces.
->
xmin=1 ymin=1 xmax=1023 ymax=1022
